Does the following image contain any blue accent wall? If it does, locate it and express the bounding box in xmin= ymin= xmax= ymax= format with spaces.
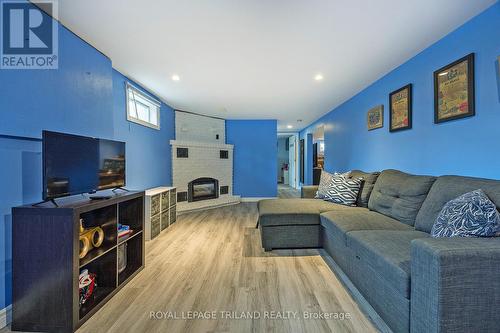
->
xmin=226 ymin=120 xmax=278 ymax=198
xmin=112 ymin=70 xmax=174 ymax=189
xmin=0 ymin=20 xmax=174 ymax=310
xmin=0 ymin=26 xmax=114 ymax=139
xmin=301 ymin=3 xmax=500 ymax=179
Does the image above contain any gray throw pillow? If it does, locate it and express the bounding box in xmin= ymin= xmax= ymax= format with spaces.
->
xmin=431 ymin=189 xmax=500 ymax=238
xmin=348 ymin=170 xmax=380 ymax=207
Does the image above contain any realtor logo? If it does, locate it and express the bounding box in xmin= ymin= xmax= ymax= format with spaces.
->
xmin=1 ymin=0 xmax=58 ymax=69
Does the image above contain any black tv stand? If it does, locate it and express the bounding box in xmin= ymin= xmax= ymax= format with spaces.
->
xmin=13 ymin=191 xmax=145 ymax=332
xmin=89 ymin=195 xmax=113 ymax=200
xmin=112 ymin=187 xmax=130 ymax=193
xmin=32 ymin=198 xmax=59 ymax=208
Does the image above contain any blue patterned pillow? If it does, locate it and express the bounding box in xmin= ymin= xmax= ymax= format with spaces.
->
xmin=431 ymin=189 xmax=500 ymax=238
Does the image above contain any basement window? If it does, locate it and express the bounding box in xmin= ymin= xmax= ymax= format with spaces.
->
xmin=126 ymin=82 xmax=161 ymax=130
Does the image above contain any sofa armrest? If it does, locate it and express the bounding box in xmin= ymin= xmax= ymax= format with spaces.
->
xmin=301 ymin=185 xmax=318 ymax=198
xmin=411 ymin=237 xmax=500 ymax=333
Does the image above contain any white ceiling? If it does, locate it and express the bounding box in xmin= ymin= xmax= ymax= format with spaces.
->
xmin=57 ymin=0 xmax=495 ymax=131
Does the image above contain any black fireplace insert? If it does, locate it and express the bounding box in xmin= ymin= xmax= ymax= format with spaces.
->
xmin=188 ymin=177 xmax=219 ymax=202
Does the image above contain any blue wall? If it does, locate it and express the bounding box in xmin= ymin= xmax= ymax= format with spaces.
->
xmin=112 ymin=70 xmax=174 ymax=189
xmin=226 ymin=120 xmax=278 ymax=198
xmin=301 ymin=3 xmax=500 ymax=179
xmin=0 ymin=20 xmax=174 ymax=309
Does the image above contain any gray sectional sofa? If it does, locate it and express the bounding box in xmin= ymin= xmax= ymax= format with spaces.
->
xmin=257 ymin=169 xmax=500 ymax=333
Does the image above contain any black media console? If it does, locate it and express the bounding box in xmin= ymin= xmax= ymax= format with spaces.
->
xmin=12 ymin=191 xmax=145 ymax=332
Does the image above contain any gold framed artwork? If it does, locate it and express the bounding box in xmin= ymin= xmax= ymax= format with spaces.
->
xmin=389 ymin=84 xmax=412 ymax=132
xmin=367 ymin=105 xmax=383 ymax=130
xmin=434 ymin=53 xmax=475 ymax=123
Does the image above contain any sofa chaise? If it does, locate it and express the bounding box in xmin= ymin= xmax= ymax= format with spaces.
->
xmin=257 ymin=169 xmax=500 ymax=333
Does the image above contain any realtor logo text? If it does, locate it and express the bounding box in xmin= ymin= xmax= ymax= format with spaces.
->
xmin=1 ymin=0 xmax=58 ymax=69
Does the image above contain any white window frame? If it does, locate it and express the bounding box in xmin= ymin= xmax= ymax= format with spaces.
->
xmin=126 ymin=82 xmax=161 ymax=130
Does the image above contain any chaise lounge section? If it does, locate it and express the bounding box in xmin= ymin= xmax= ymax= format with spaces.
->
xmin=258 ymin=170 xmax=379 ymax=251
xmin=258 ymin=169 xmax=500 ymax=333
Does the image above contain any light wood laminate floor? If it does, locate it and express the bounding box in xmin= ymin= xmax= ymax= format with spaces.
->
xmin=277 ymin=184 xmax=301 ymax=198
xmin=3 ymin=203 xmax=377 ymax=333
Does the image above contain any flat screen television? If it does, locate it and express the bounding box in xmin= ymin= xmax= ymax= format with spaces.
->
xmin=43 ymin=131 xmax=126 ymax=200
xmin=98 ymin=138 xmax=126 ymax=191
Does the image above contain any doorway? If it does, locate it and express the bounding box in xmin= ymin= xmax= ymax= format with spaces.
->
xmin=312 ymin=126 xmax=325 ymax=185
xmin=277 ymin=133 xmax=299 ymax=195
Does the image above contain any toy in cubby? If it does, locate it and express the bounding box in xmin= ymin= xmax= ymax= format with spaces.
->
xmin=79 ymin=269 xmax=97 ymax=306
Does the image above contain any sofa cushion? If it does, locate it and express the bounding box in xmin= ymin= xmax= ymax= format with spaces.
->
xmin=301 ymin=185 xmax=319 ymax=199
xmin=416 ymin=175 xmax=500 ymax=233
xmin=368 ymin=169 xmax=436 ymax=226
xmin=347 ymin=230 xmax=430 ymax=298
xmin=349 ymin=170 xmax=380 ymax=208
xmin=258 ymin=198 xmax=350 ymax=227
xmin=320 ymin=208 xmax=412 ymax=241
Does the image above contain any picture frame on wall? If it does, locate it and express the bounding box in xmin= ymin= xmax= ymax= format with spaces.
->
xmin=389 ymin=84 xmax=412 ymax=132
xmin=434 ymin=53 xmax=475 ymax=123
xmin=367 ymin=105 xmax=384 ymax=130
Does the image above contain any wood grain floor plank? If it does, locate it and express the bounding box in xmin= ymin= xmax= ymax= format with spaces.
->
xmin=1 ymin=203 xmax=378 ymax=333
xmin=278 ymin=184 xmax=301 ymax=198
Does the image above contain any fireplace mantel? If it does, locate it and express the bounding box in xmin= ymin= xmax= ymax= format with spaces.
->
xmin=170 ymin=140 xmax=234 ymax=150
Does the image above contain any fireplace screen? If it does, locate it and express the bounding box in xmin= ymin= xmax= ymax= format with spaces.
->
xmin=188 ymin=178 xmax=219 ymax=202
xmin=193 ymin=183 xmax=215 ymax=197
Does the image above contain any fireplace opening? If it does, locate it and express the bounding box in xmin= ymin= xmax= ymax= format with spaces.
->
xmin=188 ymin=178 xmax=219 ymax=202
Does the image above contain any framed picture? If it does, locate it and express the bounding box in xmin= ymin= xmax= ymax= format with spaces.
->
xmin=389 ymin=84 xmax=412 ymax=132
xmin=434 ymin=53 xmax=475 ymax=123
xmin=367 ymin=105 xmax=384 ymax=130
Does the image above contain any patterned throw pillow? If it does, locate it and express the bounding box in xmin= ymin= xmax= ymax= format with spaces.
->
xmin=323 ymin=174 xmax=362 ymax=206
xmin=315 ymin=170 xmax=334 ymax=199
xmin=315 ymin=171 xmax=350 ymax=199
xmin=431 ymin=189 xmax=500 ymax=238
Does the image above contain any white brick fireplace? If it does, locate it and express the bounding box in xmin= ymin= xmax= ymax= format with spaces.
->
xmin=171 ymin=111 xmax=240 ymax=213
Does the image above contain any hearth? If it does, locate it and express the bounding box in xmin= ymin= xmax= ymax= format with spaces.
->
xmin=188 ymin=178 xmax=219 ymax=202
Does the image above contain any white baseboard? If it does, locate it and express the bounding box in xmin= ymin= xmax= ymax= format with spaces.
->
xmin=240 ymin=197 xmax=277 ymax=202
xmin=0 ymin=305 xmax=12 ymax=329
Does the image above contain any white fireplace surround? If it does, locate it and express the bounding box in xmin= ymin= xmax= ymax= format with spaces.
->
xmin=171 ymin=111 xmax=243 ymax=213
xmin=170 ymin=139 xmax=240 ymax=212
xmin=170 ymin=139 xmax=234 ymax=195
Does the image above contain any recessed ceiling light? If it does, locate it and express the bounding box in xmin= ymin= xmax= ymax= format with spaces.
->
xmin=314 ymin=74 xmax=323 ymax=81
xmin=172 ymin=74 xmax=180 ymax=81
xmin=287 ymin=125 xmax=293 ymax=129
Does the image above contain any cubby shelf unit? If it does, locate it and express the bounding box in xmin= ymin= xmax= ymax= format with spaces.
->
xmin=12 ymin=191 xmax=145 ymax=333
